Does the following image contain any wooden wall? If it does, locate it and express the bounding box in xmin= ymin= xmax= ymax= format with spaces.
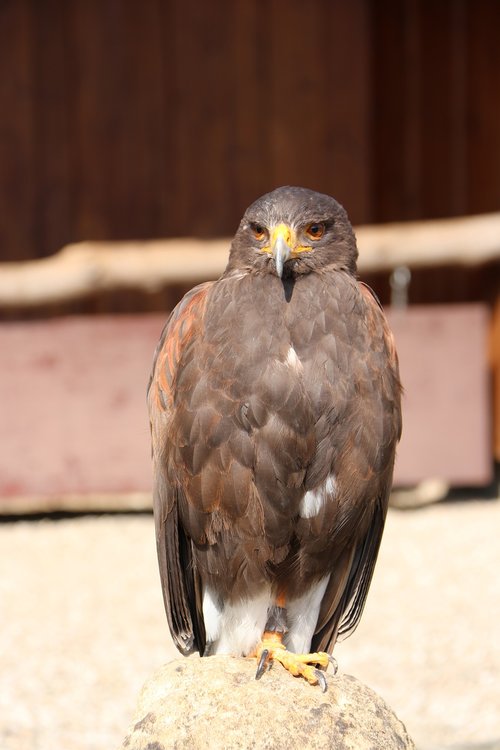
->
xmin=1 ymin=0 xmax=499 ymax=264
xmin=371 ymin=0 xmax=500 ymax=221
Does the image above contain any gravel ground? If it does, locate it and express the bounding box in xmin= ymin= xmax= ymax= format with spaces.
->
xmin=1 ymin=499 xmax=499 ymax=750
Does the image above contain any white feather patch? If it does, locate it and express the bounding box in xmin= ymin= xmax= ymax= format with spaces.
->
xmin=285 ymin=345 xmax=302 ymax=371
xmin=324 ymin=474 xmax=337 ymax=495
xmin=285 ymin=576 xmax=331 ymax=653
xmin=299 ymin=489 xmax=324 ymax=518
xmin=299 ymin=473 xmax=337 ymax=519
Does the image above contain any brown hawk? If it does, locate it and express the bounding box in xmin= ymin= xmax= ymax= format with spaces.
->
xmin=148 ymin=186 xmax=402 ymax=690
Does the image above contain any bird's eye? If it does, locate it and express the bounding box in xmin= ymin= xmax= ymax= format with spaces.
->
xmin=251 ymin=223 xmax=267 ymax=241
xmin=305 ymin=222 xmax=325 ymax=240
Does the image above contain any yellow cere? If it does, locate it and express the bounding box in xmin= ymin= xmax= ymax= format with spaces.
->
xmin=265 ymin=223 xmax=312 ymax=256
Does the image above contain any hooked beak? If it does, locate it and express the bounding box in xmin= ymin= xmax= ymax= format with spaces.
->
xmin=270 ymin=224 xmax=293 ymax=278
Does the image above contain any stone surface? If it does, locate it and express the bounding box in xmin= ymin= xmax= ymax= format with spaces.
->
xmin=122 ymin=656 xmax=415 ymax=750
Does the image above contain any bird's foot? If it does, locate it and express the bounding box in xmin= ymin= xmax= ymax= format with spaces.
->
xmin=253 ymin=631 xmax=335 ymax=692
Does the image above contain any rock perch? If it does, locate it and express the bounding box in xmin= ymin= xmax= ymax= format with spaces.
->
xmin=122 ymin=656 xmax=415 ymax=749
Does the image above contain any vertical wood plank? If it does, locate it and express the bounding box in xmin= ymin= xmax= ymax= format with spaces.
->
xmin=402 ymin=0 xmax=423 ymax=218
xmin=168 ymin=0 xmax=237 ymax=236
xmin=448 ymin=0 xmax=468 ymax=215
xmin=419 ymin=1 xmax=454 ymax=218
xmin=321 ymin=0 xmax=371 ymax=222
xmin=370 ymin=0 xmax=416 ymax=221
xmin=0 ymin=0 xmax=36 ymax=260
xmin=229 ymin=0 xmax=273 ymax=218
xmin=465 ymin=0 xmax=500 ymax=213
xmin=68 ymin=0 xmax=167 ymax=240
xmin=156 ymin=0 xmax=181 ymax=235
xmin=32 ymin=1 xmax=73 ymax=257
xmin=419 ymin=1 xmax=468 ymax=218
xmin=121 ymin=0 xmax=170 ymax=238
xmin=266 ymin=0 xmax=326 ymax=190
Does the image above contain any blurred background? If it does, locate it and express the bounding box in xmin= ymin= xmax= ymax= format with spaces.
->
xmin=0 ymin=1 xmax=499 ymax=749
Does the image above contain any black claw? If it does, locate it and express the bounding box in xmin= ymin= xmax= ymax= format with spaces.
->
xmin=328 ymin=656 xmax=338 ymax=675
xmin=255 ymin=649 xmax=269 ymax=680
xmin=315 ymin=669 xmax=328 ymax=693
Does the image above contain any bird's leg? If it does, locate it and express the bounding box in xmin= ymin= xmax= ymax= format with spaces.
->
xmin=253 ymin=594 xmax=333 ymax=691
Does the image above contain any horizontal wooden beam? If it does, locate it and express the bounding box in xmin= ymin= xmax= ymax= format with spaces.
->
xmin=1 ymin=212 xmax=499 ymax=308
xmin=0 ymin=492 xmax=152 ymax=515
xmin=0 ymin=239 xmax=229 ymax=308
xmin=356 ymin=212 xmax=500 ymax=271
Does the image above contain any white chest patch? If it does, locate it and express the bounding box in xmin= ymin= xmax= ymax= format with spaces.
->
xmin=299 ymin=474 xmax=337 ymax=519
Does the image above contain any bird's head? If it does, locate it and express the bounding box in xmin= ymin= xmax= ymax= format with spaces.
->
xmin=226 ymin=186 xmax=358 ymax=279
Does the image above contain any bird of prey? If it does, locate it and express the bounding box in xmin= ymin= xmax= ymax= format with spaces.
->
xmin=148 ymin=186 xmax=402 ymax=690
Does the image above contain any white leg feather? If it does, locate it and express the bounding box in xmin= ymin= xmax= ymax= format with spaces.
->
xmin=285 ymin=576 xmax=330 ymax=653
xmin=202 ymin=587 xmax=223 ymax=644
xmin=210 ymin=586 xmax=273 ymax=656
